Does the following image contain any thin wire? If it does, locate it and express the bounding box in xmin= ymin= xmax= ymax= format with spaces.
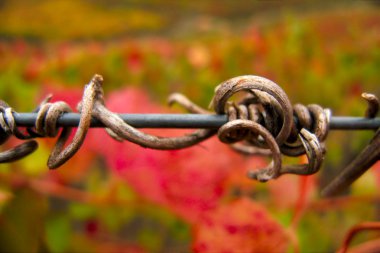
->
xmin=12 ymin=113 xmax=380 ymax=130
xmin=2 ymin=74 xmax=379 ymax=184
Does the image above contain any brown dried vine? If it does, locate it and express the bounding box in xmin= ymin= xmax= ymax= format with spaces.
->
xmin=321 ymin=93 xmax=380 ymax=197
xmin=0 ymin=74 xmax=348 ymax=183
xmin=0 ymin=101 xmax=38 ymax=163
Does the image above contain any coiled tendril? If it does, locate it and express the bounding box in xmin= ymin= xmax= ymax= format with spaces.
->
xmin=210 ymin=75 xmax=328 ymax=181
xmin=0 ymin=101 xmax=38 ymax=163
xmin=0 ymin=74 xmax=331 ymax=182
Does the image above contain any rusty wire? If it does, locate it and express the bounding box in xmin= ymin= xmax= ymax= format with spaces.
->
xmin=0 ymin=74 xmax=379 ymax=192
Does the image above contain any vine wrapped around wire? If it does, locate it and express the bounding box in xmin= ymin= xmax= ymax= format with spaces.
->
xmin=0 ymin=74 xmax=377 ymax=184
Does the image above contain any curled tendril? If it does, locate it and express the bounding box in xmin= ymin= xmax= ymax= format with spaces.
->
xmin=0 ymin=102 xmax=38 ymax=162
xmin=281 ymin=104 xmax=329 ymax=156
xmin=223 ymin=102 xmax=271 ymax=156
xmin=280 ymin=128 xmax=325 ymax=176
xmin=168 ymin=93 xmax=211 ymax=114
xmin=211 ymin=75 xmax=294 ymax=146
xmin=0 ymin=140 xmax=38 ymax=163
xmin=0 ymin=74 xmax=332 ymax=181
xmin=218 ymin=119 xmax=282 ymax=182
xmin=0 ymin=75 xmax=101 ymax=168
xmin=46 ymin=75 xmax=100 ymax=169
xmin=90 ymin=77 xmax=216 ymax=150
xmin=362 ymin=92 xmax=379 ymax=119
xmin=209 ymin=75 xmax=329 ymax=181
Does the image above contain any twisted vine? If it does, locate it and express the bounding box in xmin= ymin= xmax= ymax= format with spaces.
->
xmin=0 ymin=74 xmax=364 ymax=183
xmin=321 ymin=92 xmax=380 ymax=196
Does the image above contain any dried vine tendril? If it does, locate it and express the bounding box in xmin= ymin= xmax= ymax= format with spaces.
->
xmin=1 ymin=74 xmax=374 ymax=186
xmin=210 ymin=75 xmax=328 ymax=181
xmin=90 ymin=75 xmax=216 ymax=150
xmin=0 ymin=101 xmax=38 ymax=163
xmin=321 ymin=93 xmax=380 ymax=196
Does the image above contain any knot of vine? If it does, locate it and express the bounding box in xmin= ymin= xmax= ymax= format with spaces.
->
xmin=0 ymin=74 xmax=334 ymax=182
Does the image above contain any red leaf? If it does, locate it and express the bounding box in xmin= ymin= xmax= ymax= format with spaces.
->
xmin=124 ymin=46 xmax=144 ymax=74
xmin=160 ymin=139 xmax=232 ymax=222
xmin=192 ymin=198 xmax=290 ymax=253
xmin=88 ymin=87 xmax=263 ymax=223
xmin=87 ymin=88 xmax=169 ymax=204
xmin=40 ymin=83 xmax=83 ymax=109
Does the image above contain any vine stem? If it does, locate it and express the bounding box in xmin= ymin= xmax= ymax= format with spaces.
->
xmin=338 ymin=222 xmax=380 ymax=253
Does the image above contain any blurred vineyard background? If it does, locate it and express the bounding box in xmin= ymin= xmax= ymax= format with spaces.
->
xmin=0 ymin=0 xmax=380 ymax=252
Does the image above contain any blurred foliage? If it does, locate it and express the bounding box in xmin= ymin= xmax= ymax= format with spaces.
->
xmin=0 ymin=0 xmax=380 ymax=252
xmin=0 ymin=0 xmax=165 ymax=40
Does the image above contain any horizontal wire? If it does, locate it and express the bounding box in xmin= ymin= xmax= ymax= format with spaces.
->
xmin=12 ymin=113 xmax=380 ymax=130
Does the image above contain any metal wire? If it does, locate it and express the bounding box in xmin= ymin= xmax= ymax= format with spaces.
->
xmin=13 ymin=113 xmax=380 ymax=130
xmin=1 ymin=74 xmax=379 ymax=191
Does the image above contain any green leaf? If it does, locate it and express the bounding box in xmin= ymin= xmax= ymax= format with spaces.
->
xmin=69 ymin=203 xmax=96 ymax=220
xmin=19 ymin=143 xmax=51 ymax=176
xmin=351 ymin=170 xmax=378 ymax=196
xmin=137 ymin=227 xmax=162 ymax=252
xmin=45 ymin=214 xmax=71 ymax=253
